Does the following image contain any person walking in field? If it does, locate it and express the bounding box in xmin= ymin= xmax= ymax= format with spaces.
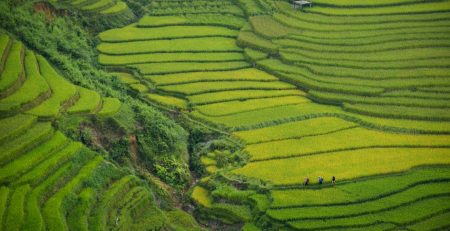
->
xmin=332 ymin=176 xmax=336 ymax=185
xmin=304 ymin=177 xmax=310 ymax=186
xmin=318 ymin=176 xmax=323 ymax=184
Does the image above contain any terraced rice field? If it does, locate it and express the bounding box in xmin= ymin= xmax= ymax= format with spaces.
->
xmin=0 ymin=35 xmax=120 ymax=118
xmin=54 ymin=0 xmax=132 ymax=16
xmin=0 ymin=34 xmax=188 ymax=230
xmin=97 ymin=0 xmax=450 ymax=229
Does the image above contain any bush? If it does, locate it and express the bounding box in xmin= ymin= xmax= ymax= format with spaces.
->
xmin=154 ymin=156 xmax=190 ymax=186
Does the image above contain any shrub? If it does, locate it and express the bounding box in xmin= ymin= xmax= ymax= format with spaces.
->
xmin=154 ymin=156 xmax=190 ymax=186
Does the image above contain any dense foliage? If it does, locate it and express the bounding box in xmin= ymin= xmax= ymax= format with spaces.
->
xmin=0 ymin=1 xmax=190 ymax=188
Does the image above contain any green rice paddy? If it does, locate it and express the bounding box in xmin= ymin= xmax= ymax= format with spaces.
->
xmin=98 ymin=0 xmax=449 ymax=228
xmin=2 ymin=0 xmax=450 ymax=230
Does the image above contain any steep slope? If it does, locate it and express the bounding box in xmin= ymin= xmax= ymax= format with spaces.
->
xmin=97 ymin=0 xmax=450 ymax=230
xmin=0 ymin=33 xmax=201 ymax=231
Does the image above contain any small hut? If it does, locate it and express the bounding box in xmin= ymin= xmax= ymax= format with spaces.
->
xmin=292 ymin=0 xmax=313 ymax=9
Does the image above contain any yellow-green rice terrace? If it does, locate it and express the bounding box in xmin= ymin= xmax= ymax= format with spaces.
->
xmin=1 ymin=0 xmax=450 ymax=230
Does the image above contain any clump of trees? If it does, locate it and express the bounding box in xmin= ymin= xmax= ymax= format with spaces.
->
xmin=0 ymin=1 xmax=190 ymax=189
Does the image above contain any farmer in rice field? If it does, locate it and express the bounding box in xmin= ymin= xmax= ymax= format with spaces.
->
xmin=304 ymin=177 xmax=310 ymax=186
xmin=318 ymin=176 xmax=323 ymax=184
xmin=332 ymin=176 xmax=336 ymax=185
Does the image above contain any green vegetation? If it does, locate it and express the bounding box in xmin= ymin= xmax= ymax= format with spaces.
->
xmin=309 ymin=90 xmax=450 ymax=108
xmin=0 ymin=50 xmax=50 ymax=112
xmin=270 ymin=167 xmax=450 ymax=208
xmin=111 ymin=72 xmax=139 ymax=84
xmin=97 ymin=37 xmax=242 ymax=55
xmin=192 ymin=186 xmax=212 ymax=208
xmin=26 ymin=55 xmax=77 ymax=117
xmin=100 ymin=52 xmax=245 ymax=65
xmin=0 ymin=41 xmax=23 ymax=94
xmin=165 ymin=209 xmax=203 ymax=231
xmin=236 ymin=0 xmax=265 ymax=16
xmin=237 ymin=32 xmax=278 ymax=54
xmin=192 ymin=103 xmax=337 ymax=129
xmin=67 ymin=87 xmax=101 ymax=114
xmin=409 ymin=210 xmax=450 ymax=231
xmin=98 ymin=97 xmax=121 ymax=116
xmin=147 ymin=0 xmax=244 ymax=16
xmin=1 ymin=0 xmax=449 ymax=230
xmin=249 ymin=15 xmax=294 ymax=38
xmin=131 ymin=61 xmax=250 ymax=75
xmin=161 ymin=81 xmax=295 ymax=96
xmin=0 ymin=34 xmax=9 ymax=63
xmin=308 ymin=1 xmax=450 ymax=15
xmin=146 ymin=93 xmax=187 ymax=109
xmin=129 ymin=83 xmax=148 ymax=93
xmin=4 ymin=185 xmax=30 ymax=231
xmin=269 ymin=182 xmax=450 ymax=221
xmin=244 ymin=48 xmax=268 ymax=61
xmin=101 ymin=1 xmax=128 ymax=14
xmin=195 ymin=96 xmax=309 ymax=117
xmin=344 ymin=103 xmax=450 ymax=121
xmin=138 ymin=14 xmax=245 ymax=29
xmin=0 ymin=122 xmax=53 ymax=165
xmin=58 ymin=0 xmax=132 ymax=16
xmin=188 ymin=89 xmax=304 ymax=105
xmin=289 ymin=195 xmax=450 ymax=229
xmin=243 ymin=127 xmax=450 ymax=161
xmin=234 ymin=117 xmax=357 ymax=144
xmin=148 ymin=68 xmax=277 ymax=86
xmin=0 ymin=3 xmax=198 ymax=230
xmin=0 ymin=114 xmax=36 ymax=143
xmin=234 ymin=148 xmax=450 ymax=185
xmin=14 ymin=142 xmax=82 ymax=186
xmin=0 ymin=132 xmax=67 ymax=184
xmin=66 ymin=188 xmax=95 ymax=231
xmin=0 ymin=187 xmax=9 ymax=227
xmin=43 ymin=156 xmax=103 ymax=231
xmin=99 ymin=25 xmax=238 ymax=42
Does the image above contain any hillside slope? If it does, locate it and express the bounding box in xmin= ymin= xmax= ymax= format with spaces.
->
xmin=97 ymin=0 xmax=450 ymax=230
xmin=0 ymin=30 xmax=201 ymax=231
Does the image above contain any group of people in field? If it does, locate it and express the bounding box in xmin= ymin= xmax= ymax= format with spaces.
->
xmin=304 ymin=176 xmax=335 ymax=186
